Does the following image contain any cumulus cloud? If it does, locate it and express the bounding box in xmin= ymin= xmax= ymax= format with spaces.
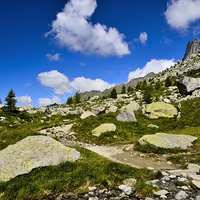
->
xmin=45 ymin=0 xmax=130 ymax=57
xmin=16 ymin=95 xmax=32 ymax=104
xmin=128 ymin=59 xmax=176 ymax=81
xmin=165 ymin=0 xmax=200 ymax=30
xmin=71 ymin=77 xmax=115 ymax=92
xmin=38 ymin=95 xmax=61 ymax=107
xmin=46 ymin=53 xmax=61 ymax=61
xmin=139 ymin=32 xmax=148 ymax=44
xmin=37 ymin=70 xmax=114 ymax=95
xmin=37 ymin=70 xmax=72 ymax=95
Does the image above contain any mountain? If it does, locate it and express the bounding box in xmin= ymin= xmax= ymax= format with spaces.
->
xmin=79 ymin=38 xmax=200 ymax=101
xmin=79 ymin=72 xmax=155 ymax=101
xmin=183 ymin=38 xmax=200 ymax=60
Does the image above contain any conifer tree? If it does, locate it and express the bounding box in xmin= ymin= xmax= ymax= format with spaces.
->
xmin=67 ymin=97 xmax=73 ymax=105
xmin=121 ymin=85 xmax=126 ymax=94
xmin=74 ymin=91 xmax=81 ymax=103
xmin=5 ymin=89 xmax=17 ymax=111
xmin=110 ymin=88 xmax=117 ymax=99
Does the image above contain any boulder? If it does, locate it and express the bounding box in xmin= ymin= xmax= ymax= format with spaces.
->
xmin=91 ymin=106 xmax=105 ymax=115
xmin=91 ymin=123 xmax=116 ymax=137
xmin=138 ymin=133 xmax=197 ymax=149
xmin=177 ymin=76 xmax=200 ymax=95
xmin=120 ymin=101 xmax=140 ymax=111
xmin=116 ymin=108 xmax=137 ymax=122
xmin=106 ymin=105 xmax=118 ymax=113
xmin=143 ymin=102 xmax=178 ymax=119
xmin=80 ymin=111 xmax=96 ymax=119
xmin=0 ymin=136 xmax=81 ymax=182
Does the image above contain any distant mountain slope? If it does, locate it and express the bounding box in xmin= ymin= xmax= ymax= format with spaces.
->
xmin=79 ymin=38 xmax=200 ymax=101
xmin=183 ymin=38 xmax=200 ymax=60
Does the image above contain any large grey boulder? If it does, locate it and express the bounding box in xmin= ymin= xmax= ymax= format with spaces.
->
xmin=0 ymin=136 xmax=81 ymax=182
xmin=138 ymin=133 xmax=197 ymax=149
xmin=116 ymin=108 xmax=137 ymax=122
xmin=177 ymin=76 xmax=200 ymax=95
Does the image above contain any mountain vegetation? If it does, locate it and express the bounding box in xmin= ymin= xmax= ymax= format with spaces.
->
xmin=1 ymin=42 xmax=200 ymax=199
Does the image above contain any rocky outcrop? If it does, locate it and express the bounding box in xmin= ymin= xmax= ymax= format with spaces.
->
xmin=0 ymin=136 xmax=81 ymax=182
xmin=138 ymin=133 xmax=198 ymax=149
xmin=91 ymin=123 xmax=116 ymax=137
xmin=177 ymin=76 xmax=200 ymax=95
xmin=143 ymin=102 xmax=178 ymax=119
xmin=183 ymin=38 xmax=200 ymax=60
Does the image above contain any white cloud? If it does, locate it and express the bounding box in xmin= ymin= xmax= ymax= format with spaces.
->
xmin=165 ymin=0 xmax=200 ymax=30
xmin=16 ymin=95 xmax=32 ymax=104
xmin=71 ymin=77 xmax=115 ymax=92
xmin=37 ymin=70 xmax=114 ymax=94
xmin=45 ymin=0 xmax=130 ymax=57
xmin=37 ymin=70 xmax=72 ymax=95
xmin=128 ymin=59 xmax=176 ymax=81
xmin=139 ymin=32 xmax=148 ymax=44
xmin=38 ymin=95 xmax=61 ymax=107
xmin=46 ymin=53 xmax=61 ymax=61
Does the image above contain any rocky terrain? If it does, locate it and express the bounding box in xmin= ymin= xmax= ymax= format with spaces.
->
xmin=1 ymin=38 xmax=200 ymax=199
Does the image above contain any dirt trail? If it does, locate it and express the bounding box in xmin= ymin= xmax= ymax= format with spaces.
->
xmin=84 ymin=144 xmax=178 ymax=170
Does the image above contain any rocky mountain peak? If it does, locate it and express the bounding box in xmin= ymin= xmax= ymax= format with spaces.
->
xmin=183 ymin=38 xmax=200 ymax=60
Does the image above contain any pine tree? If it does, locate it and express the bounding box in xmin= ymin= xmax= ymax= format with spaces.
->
xmin=110 ymin=88 xmax=117 ymax=99
xmin=121 ymin=85 xmax=126 ymax=94
xmin=74 ymin=91 xmax=81 ymax=103
xmin=165 ymin=77 xmax=172 ymax=87
xmin=142 ymin=86 xmax=153 ymax=104
xmin=66 ymin=97 xmax=73 ymax=105
xmin=5 ymin=89 xmax=17 ymax=111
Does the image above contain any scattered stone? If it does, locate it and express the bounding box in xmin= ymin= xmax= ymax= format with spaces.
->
xmin=0 ymin=136 xmax=81 ymax=182
xmin=80 ymin=111 xmax=96 ymax=119
xmin=120 ymin=101 xmax=140 ymax=111
xmin=147 ymin=124 xmax=159 ymax=129
xmin=91 ymin=123 xmax=116 ymax=137
xmin=138 ymin=133 xmax=197 ymax=149
xmin=123 ymin=178 xmax=137 ymax=187
xmin=107 ymin=105 xmax=118 ymax=113
xmin=154 ymin=189 xmax=169 ymax=196
xmin=175 ymin=190 xmax=188 ymax=200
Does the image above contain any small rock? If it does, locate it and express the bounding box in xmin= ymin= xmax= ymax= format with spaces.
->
xmin=154 ymin=189 xmax=169 ymax=196
xmin=175 ymin=190 xmax=188 ymax=200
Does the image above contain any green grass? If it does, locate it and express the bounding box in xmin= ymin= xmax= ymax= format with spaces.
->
xmin=0 ymin=147 xmax=156 ymax=200
xmin=1 ymin=94 xmax=200 ymax=199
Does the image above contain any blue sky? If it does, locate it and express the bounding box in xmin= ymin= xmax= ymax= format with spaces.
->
xmin=1 ymin=0 xmax=200 ymax=107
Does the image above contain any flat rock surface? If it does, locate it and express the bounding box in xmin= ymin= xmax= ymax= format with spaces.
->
xmin=143 ymin=102 xmax=178 ymax=119
xmin=138 ymin=133 xmax=198 ymax=149
xmin=0 ymin=136 xmax=81 ymax=182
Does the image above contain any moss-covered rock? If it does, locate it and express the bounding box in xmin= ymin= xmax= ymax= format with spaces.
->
xmin=91 ymin=123 xmax=116 ymax=137
xmin=0 ymin=136 xmax=81 ymax=182
xmin=138 ymin=133 xmax=197 ymax=149
xmin=143 ymin=102 xmax=178 ymax=119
